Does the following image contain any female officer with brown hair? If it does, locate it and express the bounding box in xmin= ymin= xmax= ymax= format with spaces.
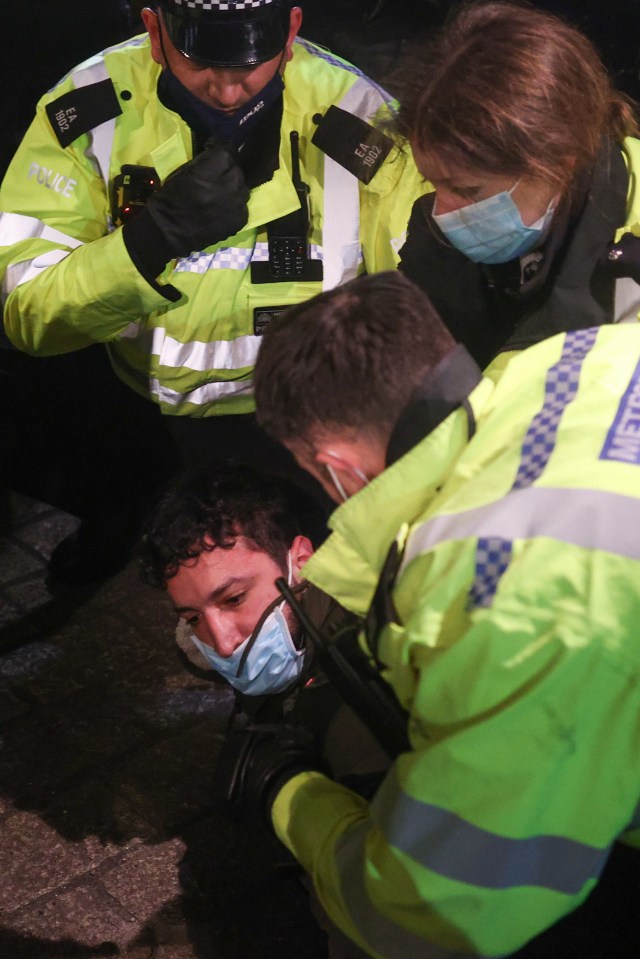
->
xmin=396 ymin=0 xmax=640 ymax=368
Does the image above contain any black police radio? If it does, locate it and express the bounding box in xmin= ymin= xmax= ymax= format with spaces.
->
xmin=251 ymin=131 xmax=323 ymax=285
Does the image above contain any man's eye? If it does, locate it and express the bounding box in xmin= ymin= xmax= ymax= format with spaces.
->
xmin=186 ymin=614 xmax=200 ymax=627
xmin=225 ymin=592 xmax=245 ymax=608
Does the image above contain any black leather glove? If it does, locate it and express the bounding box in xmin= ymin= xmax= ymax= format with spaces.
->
xmin=212 ymin=723 xmax=329 ymax=828
xmin=123 ymin=141 xmax=249 ymax=281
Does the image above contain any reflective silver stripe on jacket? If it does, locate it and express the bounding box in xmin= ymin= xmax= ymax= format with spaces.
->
xmin=335 ymin=820 xmax=491 ymax=959
xmin=401 ymin=486 xmax=640 ymax=575
xmin=332 ymin=765 xmax=609 ymax=959
xmin=0 ymin=212 xmax=83 ymax=302
xmin=71 ymin=59 xmax=117 ymax=190
xmin=152 ymin=376 xmax=254 ymax=408
xmin=321 ymin=75 xmax=385 ymax=290
xmin=125 ymin=325 xmax=261 ymax=372
xmin=108 ymin=344 xmax=254 ymax=408
xmin=370 ymin=771 xmax=609 ymax=894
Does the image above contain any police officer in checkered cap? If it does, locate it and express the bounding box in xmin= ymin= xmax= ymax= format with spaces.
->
xmin=0 ymin=0 xmax=424 ymax=588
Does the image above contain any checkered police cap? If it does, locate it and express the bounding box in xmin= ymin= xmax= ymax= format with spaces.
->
xmin=160 ymin=0 xmax=291 ymax=66
xmin=171 ymin=0 xmax=276 ymax=9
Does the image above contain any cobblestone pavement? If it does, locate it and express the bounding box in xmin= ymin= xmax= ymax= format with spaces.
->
xmin=0 ymin=493 xmax=327 ymax=959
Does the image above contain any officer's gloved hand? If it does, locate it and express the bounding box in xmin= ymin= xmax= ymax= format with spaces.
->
xmin=123 ymin=141 xmax=249 ymax=281
xmin=212 ymin=723 xmax=329 ymax=829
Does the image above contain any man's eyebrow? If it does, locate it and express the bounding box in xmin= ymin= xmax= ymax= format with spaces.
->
xmin=172 ymin=575 xmax=250 ymax=613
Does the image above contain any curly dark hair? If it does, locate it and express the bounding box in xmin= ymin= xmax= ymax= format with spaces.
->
xmin=138 ymin=464 xmax=301 ymax=589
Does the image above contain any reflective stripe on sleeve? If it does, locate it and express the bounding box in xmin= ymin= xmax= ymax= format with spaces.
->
xmin=369 ymin=773 xmax=609 ymax=895
xmin=0 ymin=211 xmax=83 ymax=250
xmin=3 ymin=250 xmax=72 ymax=301
xmin=335 ymin=819 xmax=482 ymax=959
xmin=0 ymin=212 xmax=83 ymax=301
xmin=402 ymin=486 xmax=640 ymax=573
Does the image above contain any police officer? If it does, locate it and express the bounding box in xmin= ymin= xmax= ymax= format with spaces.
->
xmin=0 ymin=0 xmax=424 ymax=519
xmin=396 ymin=1 xmax=640 ymax=370
xmin=213 ymin=270 xmax=640 ymax=958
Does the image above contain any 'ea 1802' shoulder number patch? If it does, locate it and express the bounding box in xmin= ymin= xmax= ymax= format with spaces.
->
xmin=311 ymin=105 xmax=393 ymax=184
xmin=46 ymin=79 xmax=123 ymax=148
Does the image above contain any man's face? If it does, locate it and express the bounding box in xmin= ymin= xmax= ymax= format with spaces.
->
xmin=142 ymin=6 xmax=302 ymax=113
xmin=166 ymin=535 xmax=311 ymax=657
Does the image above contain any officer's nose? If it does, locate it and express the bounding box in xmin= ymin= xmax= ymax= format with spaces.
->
xmin=201 ymin=610 xmax=244 ymax=658
xmin=433 ymin=188 xmax=470 ymax=216
xmin=206 ymin=71 xmax=244 ymax=111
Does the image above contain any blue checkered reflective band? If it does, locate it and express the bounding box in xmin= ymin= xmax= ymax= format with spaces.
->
xmin=600 ymin=357 xmax=640 ymax=465
xmin=468 ymin=329 xmax=597 ymax=610
xmin=512 ymin=328 xmax=598 ymax=490
xmin=296 ymin=38 xmax=366 ymax=79
xmin=468 ymin=536 xmax=513 ymax=610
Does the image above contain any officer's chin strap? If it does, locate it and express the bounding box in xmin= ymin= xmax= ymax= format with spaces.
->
xmin=385 ymin=343 xmax=482 ymax=467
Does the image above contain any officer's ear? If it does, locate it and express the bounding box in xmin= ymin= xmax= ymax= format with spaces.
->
xmin=142 ymin=7 xmax=163 ymax=66
xmin=284 ymin=7 xmax=303 ymax=63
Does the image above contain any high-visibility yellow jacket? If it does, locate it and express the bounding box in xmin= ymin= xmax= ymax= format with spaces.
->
xmin=0 ymin=35 xmax=424 ymax=416
xmin=272 ymin=324 xmax=640 ymax=958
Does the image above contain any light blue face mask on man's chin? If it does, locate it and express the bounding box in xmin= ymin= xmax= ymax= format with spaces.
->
xmin=432 ymin=181 xmax=556 ymax=265
xmin=181 ymin=553 xmax=305 ymax=696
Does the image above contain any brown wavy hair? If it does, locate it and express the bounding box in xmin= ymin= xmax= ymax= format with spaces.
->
xmin=396 ymin=0 xmax=639 ymax=193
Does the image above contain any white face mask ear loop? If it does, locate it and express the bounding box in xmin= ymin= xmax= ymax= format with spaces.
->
xmin=287 ymin=549 xmax=293 ymax=586
xmin=353 ymin=465 xmax=369 ymax=485
xmin=325 ymin=462 xmax=349 ymax=502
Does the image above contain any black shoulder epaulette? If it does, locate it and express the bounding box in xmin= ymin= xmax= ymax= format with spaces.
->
xmin=311 ymin=105 xmax=393 ymax=184
xmin=46 ymin=78 xmax=123 ymax=148
xmin=603 ymin=232 xmax=640 ymax=283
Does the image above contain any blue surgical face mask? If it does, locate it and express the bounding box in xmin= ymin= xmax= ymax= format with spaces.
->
xmin=180 ymin=552 xmax=305 ymax=696
xmin=432 ymin=181 xmax=556 ymax=265
xmin=158 ymin=62 xmax=285 ymax=152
